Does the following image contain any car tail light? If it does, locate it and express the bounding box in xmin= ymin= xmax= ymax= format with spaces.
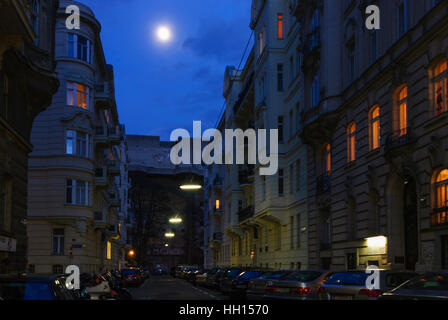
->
xmin=110 ymin=290 xmax=118 ymax=296
xmin=290 ymin=287 xmax=311 ymax=295
xmin=264 ymin=286 xmax=276 ymax=294
xmin=359 ymin=289 xmax=384 ymax=298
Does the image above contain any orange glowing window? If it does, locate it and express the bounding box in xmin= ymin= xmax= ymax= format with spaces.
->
xmin=433 ymin=61 xmax=448 ymax=116
xmin=347 ymin=122 xmax=356 ymax=163
xmin=277 ymin=14 xmax=284 ymax=39
xmin=398 ymin=86 xmax=408 ymax=136
xmin=369 ymin=105 xmax=381 ymax=150
xmin=215 ymin=200 xmax=220 ymax=210
xmin=322 ymin=143 xmax=331 ymax=175
xmin=436 ymin=170 xmax=448 ymax=209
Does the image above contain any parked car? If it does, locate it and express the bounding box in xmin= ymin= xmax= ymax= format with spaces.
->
xmin=228 ymin=270 xmax=266 ymax=299
xmin=264 ymin=270 xmax=333 ymax=300
xmin=152 ymin=267 xmax=165 ymax=276
xmin=378 ymin=272 xmax=448 ymax=300
xmin=192 ymin=269 xmax=209 ymax=286
xmin=220 ymin=268 xmax=244 ymax=294
xmin=102 ymin=272 xmax=132 ymax=300
xmin=318 ymin=270 xmax=418 ymax=300
xmin=209 ymin=268 xmax=228 ymax=289
xmin=246 ymin=270 xmax=294 ymax=300
xmin=83 ymin=274 xmax=113 ymax=300
xmin=0 ymin=274 xmax=76 ymax=300
xmin=121 ymin=268 xmax=141 ymax=287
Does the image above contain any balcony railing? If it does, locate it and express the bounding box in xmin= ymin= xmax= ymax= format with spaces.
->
xmin=385 ymin=129 xmax=417 ymax=153
xmin=431 ymin=207 xmax=448 ymax=226
xmin=238 ymin=206 xmax=254 ymax=223
xmin=233 ymin=71 xmax=255 ymax=114
xmin=317 ymin=173 xmax=331 ymax=194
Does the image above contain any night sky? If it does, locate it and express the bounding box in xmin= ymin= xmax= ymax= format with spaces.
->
xmin=81 ymin=0 xmax=253 ymax=140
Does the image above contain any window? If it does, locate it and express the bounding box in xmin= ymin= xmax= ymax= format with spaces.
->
xmin=290 ymin=216 xmax=294 ymax=249
xmin=107 ymin=241 xmax=112 ymax=260
xmin=52 ymin=265 xmax=63 ymax=275
xmin=296 ymin=104 xmax=300 ymax=133
xmin=322 ymin=143 xmax=331 ymax=175
xmin=67 ymin=82 xmax=90 ymax=110
xmin=278 ymin=116 xmax=284 ymax=142
xmin=67 ymin=33 xmax=92 ymax=63
xmin=277 ymin=14 xmax=284 ymax=39
xmin=296 ymin=160 xmax=301 ymax=191
xmin=311 ymin=73 xmax=319 ymax=107
xmin=434 ymin=169 xmax=448 ymax=226
xmin=397 ymin=0 xmax=408 ymax=38
xmin=347 ymin=41 xmax=355 ymax=83
xmin=0 ymin=177 xmax=11 ymax=232
xmin=1 ymin=75 xmax=8 ymax=119
xmin=31 ymin=0 xmax=40 ymax=45
xmin=347 ymin=122 xmax=356 ymax=163
xmin=398 ymin=86 xmax=408 ymax=136
xmin=258 ymin=29 xmax=265 ymax=56
xmin=52 ymin=229 xmax=64 ymax=255
xmin=261 ymin=176 xmax=266 ymax=201
xmin=66 ymin=179 xmax=89 ymax=206
xmin=66 ymin=130 xmax=89 ymax=158
xmin=290 ymin=163 xmax=294 ymax=194
xmin=296 ymin=214 xmax=301 ymax=247
xmin=238 ymin=200 xmax=243 ymax=212
xmin=369 ymin=30 xmax=378 ymax=64
xmin=277 ymin=64 xmax=284 ymax=91
xmin=369 ymin=105 xmax=381 ymax=150
xmin=215 ymin=199 xmax=220 ymax=210
xmin=433 ymin=61 xmax=447 ymax=116
xmin=278 ymin=169 xmax=284 ymax=196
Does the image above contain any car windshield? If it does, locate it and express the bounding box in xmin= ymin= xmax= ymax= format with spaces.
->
xmin=324 ymin=272 xmax=369 ymax=286
xmin=283 ymin=271 xmax=323 ymax=282
xmin=239 ymin=272 xmax=264 ymax=279
xmin=0 ymin=281 xmax=54 ymax=300
xmin=385 ymin=273 xmax=418 ymax=288
xmin=402 ymin=274 xmax=448 ymax=291
xmin=122 ymin=269 xmax=137 ymax=275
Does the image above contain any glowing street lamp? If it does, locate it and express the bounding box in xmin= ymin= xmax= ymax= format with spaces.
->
xmin=165 ymin=232 xmax=175 ymax=238
xmin=169 ymin=217 xmax=183 ymax=224
xmin=180 ymin=184 xmax=202 ymax=190
xmin=128 ymin=249 xmax=135 ymax=257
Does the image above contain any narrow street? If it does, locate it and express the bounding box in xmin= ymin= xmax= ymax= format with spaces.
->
xmin=127 ymin=276 xmax=228 ymax=300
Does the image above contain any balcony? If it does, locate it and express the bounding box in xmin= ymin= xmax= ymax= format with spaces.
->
xmin=385 ymin=129 xmax=417 ymax=154
xmin=106 ymin=160 xmax=120 ymax=176
xmin=431 ymin=207 xmax=448 ymax=227
xmin=94 ymin=167 xmax=108 ymax=188
xmin=93 ymin=211 xmax=108 ymax=229
xmin=95 ymin=82 xmax=110 ymax=101
xmin=94 ymin=126 xmax=109 ymax=147
xmin=238 ymin=206 xmax=254 ymax=223
xmin=317 ymin=173 xmax=331 ymax=194
xmin=108 ymin=126 xmax=121 ymax=145
xmin=233 ymin=71 xmax=255 ymax=115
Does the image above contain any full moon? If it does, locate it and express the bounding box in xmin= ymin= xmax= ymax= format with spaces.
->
xmin=156 ymin=26 xmax=171 ymax=42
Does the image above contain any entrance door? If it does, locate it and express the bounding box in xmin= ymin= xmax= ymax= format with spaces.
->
xmin=403 ymin=179 xmax=418 ymax=270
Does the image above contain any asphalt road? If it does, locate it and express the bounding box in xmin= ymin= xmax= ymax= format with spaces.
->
xmin=127 ymin=276 xmax=229 ymax=300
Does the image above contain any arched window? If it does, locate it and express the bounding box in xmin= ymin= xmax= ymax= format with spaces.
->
xmin=398 ymin=86 xmax=408 ymax=136
xmin=347 ymin=122 xmax=356 ymax=162
xmin=433 ymin=61 xmax=447 ymax=116
xmin=322 ymin=143 xmax=331 ymax=175
xmin=433 ymin=169 xmax=448 ymax=226
xmin=369 ymin=105 xmax=381 ymax=150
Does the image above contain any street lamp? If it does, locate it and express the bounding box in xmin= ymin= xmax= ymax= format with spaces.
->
xmin=165 ymin=232 xmax=175 ymax=238
xmin=169 ymin=217 xmax=183 ymax=224
xmin=180 ymin=184 xmax=202 ymax=190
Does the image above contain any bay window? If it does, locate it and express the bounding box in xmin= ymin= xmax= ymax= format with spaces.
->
xmin=67 ymin=33 xmax=92 ymax=63
xmin=67 ymin=82 xmax=90 ymax=110
xmin=66 ymin=130 xmax=89 ymax=158
xmin=66 ymin=179 xmax=89 ymax=206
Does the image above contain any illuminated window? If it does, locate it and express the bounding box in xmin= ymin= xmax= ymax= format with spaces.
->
xmin=215 ymin=199 xmax=220 ymax=210
xmin=322 ymin=143 xmax=331 ymax=175
xmin=347 ymin=122 xmax=356 ymax=162
xmin=277 ymin=14 xmax=284 ymax=39
xmin=67 ymin=82 xmax=90 ymax=110
xmin=369 ymin=105 xmax=381 ymax=150
xmin=107 ymin=241 xmax=112 ymax=260
xmin=433 ymin=61 xmax=447 ymax=116
xmin=434 ymin=169 xmax=448 ymax=226
xmin=398 ymin=86 xmax=408 ymax=136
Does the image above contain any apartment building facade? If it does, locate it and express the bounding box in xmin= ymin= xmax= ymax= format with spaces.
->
xmin=298 ymin=0 xmax=448 ymax=271
xmin=27 ymin=0 xmax=127 ymax=274
xmin=0 ymin=0 xmax=59 ymax=274
xmin=206 ymin=0 xmax=309 ymax=270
